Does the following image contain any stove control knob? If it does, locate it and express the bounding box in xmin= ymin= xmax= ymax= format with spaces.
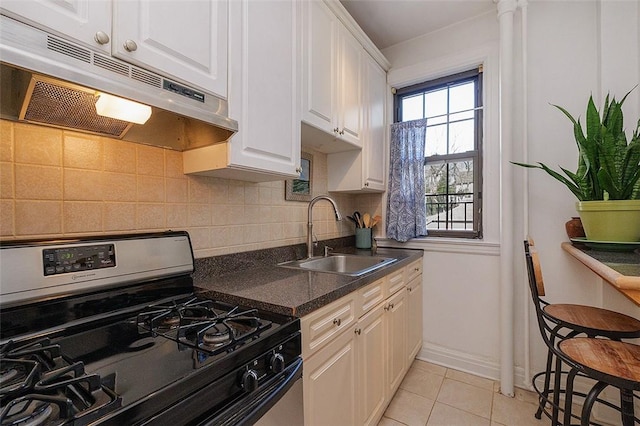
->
xmin=270 ymin=353 xmax=285 ymax=373
xmin=241 ymin=369 xmax=259 ymax=392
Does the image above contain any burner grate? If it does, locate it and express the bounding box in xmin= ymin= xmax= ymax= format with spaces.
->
xmin=0 ymin=339 xmax=121 ymax=426
xmin=136 ymin=297 xmax=273 ymax=357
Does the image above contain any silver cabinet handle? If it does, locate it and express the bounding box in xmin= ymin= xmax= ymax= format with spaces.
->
xmin=407 ymin=287 xmax=412 ymax=293
xmin=339 ymin=129 xmax=345 ymax=135
xmin=333 ymin=127 xmax=340 ymax=133
xmin=354 ymin=328 xmax=361 ymax=335
xmin=94 ymin=31 xmax=110 ymax=45
xmin=123 ymin=39 xmax=138 ymax=52
xmin=333 ymin=318 xmax=341 ymax=326
xmin=295 ymin=167 xmax=302 ymax=174
xmin=364 ymin=182 xmax=369 ymax=187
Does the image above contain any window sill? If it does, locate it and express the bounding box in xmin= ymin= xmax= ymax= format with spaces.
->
xmin=376 ymin=237 xmax=500 ymax=256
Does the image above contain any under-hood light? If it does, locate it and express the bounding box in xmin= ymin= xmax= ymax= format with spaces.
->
xmin=95 ymin=93 xmax=152 ymax=125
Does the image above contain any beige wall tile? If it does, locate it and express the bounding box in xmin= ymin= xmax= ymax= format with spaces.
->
xmin=14 ymin=123 xmax=62 ymax=166
xmin=15 ymin=200 xmax=62 ymax=235
xmin=228 ymin=182 xmax=245 ymax=204
xmin=15 ymin=165 xmax=62 ymax=200
xmin=189 ymin=176 xmax=212 ymax=204
xmin=137 ymin=203 xmax=165 ymax=229
xmin=165 ymin=150 xmax=184 ymax=178
xmin=63 ymin=133 xmax=103 ymax=170
xmin=188 ymin=204 xmax=211 ymax=227
xmin=189 ymin=227 xmax=211 ymax=250
xmin=166 ymin=178 xmax=188 ymax=203
xmin=166 ymin=204 xmax=188 ymax=228
xmin=137 ymin=175 xmax=165 ymax=202
xmin=64 ymin=201 xmax=102 ymax=233
xmin=210 ymin=178 xmax=228 ymax=204
xmin=64 ymin=169 xmax=103 ymax=201
xmin=102 ymin=172 xmax=136 ymax=202
xmin=0 ymin=121 xmax=13 ymax=162
xmin=1 ymin=162 xmax=14 ymax=199
xmin=137 ymin=145 xmax=164 ymax=176
xmin=104 ymin=203 xmax=136 ymax=231
xmin=0 ymin=199 xmax=14 ymax=236
xmin=104 ymin=139 xmax=137 ymax=173
xmin=4 ymin=123 xmax=358 ymax=256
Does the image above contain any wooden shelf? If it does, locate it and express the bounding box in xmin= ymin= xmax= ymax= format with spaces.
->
xmin=561 ymin=242 xmax=640 ymax=307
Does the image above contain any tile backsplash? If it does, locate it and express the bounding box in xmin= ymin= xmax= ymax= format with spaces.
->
xmin=0 ymin=120 xmax=383 ymax=258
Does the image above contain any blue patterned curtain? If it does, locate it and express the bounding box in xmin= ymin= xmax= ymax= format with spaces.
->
xmin=386 ymin=119 xmax=428 ymax=242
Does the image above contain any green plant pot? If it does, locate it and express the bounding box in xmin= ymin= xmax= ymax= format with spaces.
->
xmin=576 ymin=200 xmax=640 ymax=242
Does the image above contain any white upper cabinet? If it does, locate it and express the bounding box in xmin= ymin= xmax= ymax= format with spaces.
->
xmin=301 ymin=0 xmax=362 ymax=152
xmin=113 ymin=0 xmax=227 ymax=97
xmin=1 ymin=0 xmax=228 ymax=98
xmin=183 ymin=0 xmax=301 ymax=181
xmin=0 ymin=0 xmax=112 ymax=53
xmin=327 ymin=53 xmax=386 ymax=193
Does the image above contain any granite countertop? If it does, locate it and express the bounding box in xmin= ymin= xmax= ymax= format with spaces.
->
xmin=192 ymin=239 xmax=422 ymax=317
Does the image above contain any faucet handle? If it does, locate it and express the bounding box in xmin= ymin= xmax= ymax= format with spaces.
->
xmin=324 ymin=246 xmax=334 ymax=257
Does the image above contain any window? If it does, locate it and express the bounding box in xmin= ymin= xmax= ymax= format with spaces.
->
xmin=394 ymin=68 xmax=483 ymax=238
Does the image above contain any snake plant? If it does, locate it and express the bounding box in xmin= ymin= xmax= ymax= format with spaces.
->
xmin=513 ymin=89 xmax=640 ymax=201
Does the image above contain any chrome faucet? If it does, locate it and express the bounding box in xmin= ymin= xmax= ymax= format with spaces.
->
xmin=307 ymin=195 xmax=342 ymax=258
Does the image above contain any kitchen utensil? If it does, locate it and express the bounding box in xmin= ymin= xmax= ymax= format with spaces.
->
xmin=370 ymin=215 xmax=381 ymax=228
xmin=347 ymin=216 xmax=359 ymax=227
xmin=353 ymin=211 xmax=363 ymax=228
xmin=363 ymin=213 xmax=371 ymax=228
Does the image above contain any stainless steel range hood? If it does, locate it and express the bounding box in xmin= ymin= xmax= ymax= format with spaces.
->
xmin=0 ymin=15 xmax=237 ymax=151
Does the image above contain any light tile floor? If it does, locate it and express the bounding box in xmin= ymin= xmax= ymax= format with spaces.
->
xmin=378 ymin=359 xmax=544 ymax=426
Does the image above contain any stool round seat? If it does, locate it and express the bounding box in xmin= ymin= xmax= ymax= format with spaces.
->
xmin=559 ymin=338 xmax=640 ymax=426
xmin=559 ymin=338 xmax=640 ymax=387
xmin=544 ymin=304 xmax=640 ymax=338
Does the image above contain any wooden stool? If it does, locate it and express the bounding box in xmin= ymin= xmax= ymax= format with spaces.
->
xmin=559 ymin=338 xmax=640 ymax=426
xmin=523 ymin=239 xmax=640 ymax=425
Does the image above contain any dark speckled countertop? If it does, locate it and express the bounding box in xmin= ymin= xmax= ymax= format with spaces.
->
xmin=192 ymin=237 xmax=423 ymax=317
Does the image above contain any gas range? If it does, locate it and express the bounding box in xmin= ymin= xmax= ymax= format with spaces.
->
xmin=0 ymin=232 xmax=301 ymax=426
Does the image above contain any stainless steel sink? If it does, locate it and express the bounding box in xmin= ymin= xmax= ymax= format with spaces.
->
xmin=278 ymin=254 xmax=397 ymax=276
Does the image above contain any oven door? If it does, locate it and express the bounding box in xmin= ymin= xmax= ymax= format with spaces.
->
xmin=202 ymin=356 xmax=303 ymax=426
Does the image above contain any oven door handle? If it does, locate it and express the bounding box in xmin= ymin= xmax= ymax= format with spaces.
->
xmin=202 ymin=356 xmax=303 ymax=426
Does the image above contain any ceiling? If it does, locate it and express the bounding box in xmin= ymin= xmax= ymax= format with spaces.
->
xmin=340 ymin=0 xmax=496 ymax=50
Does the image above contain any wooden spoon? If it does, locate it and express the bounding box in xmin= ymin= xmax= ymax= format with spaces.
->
xmin=370 ymin=215 xmax=381 ymax=228
xmin=363 ymin=213 xmax=371 ymax=228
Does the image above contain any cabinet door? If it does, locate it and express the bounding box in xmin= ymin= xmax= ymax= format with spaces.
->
xmin=1 ymin=0 xmax=111 ymax=53
xmin=407 ymin=276 xmax=423 ymax=363
xmin=227 ymin=0 xmax=300 ymax=177
xmin=303 ymin=328 xmax=357 ymax=426
xmin=337 ymin=24 xmax=362 ymax=147
xmin=386 ymin=289 xmax=407 ymax=397
xmin=363 ymin=55 xmax=386 ymax=191
xmin=357 ymin=304 xmax=387 ymax=426
xmin=112 ymin=0 xmax=227 ymax=97
xmin=301 ymin=0 xmax=336 ymax=133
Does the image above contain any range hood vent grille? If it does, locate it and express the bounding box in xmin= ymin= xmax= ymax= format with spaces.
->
xmin=47 ymin=36 xmax=90 ymax=64
xmin=20 ymin=75 xmax=132 ymax=138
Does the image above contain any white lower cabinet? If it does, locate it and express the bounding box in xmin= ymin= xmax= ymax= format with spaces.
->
xmin=301 ymin=260 xmax=423 ymax=425
xmin=303 ymin=323 xmax=358 ymax=426
xmin=407 ymin=275 xmax=423 ymax=363
xmin=356 ymin=303 xmax=386 ymax=426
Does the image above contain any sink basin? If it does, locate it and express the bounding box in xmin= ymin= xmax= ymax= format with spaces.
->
xmin=278 ymin=254 xmax=397 ymax=276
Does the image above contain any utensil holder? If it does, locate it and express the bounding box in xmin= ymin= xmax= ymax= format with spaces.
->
xmin=355 ymin=228 xmax=372 ymax=249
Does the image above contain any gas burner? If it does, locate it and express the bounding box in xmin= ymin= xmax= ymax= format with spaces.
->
xmin=0 ymin=359 xmax=39 ymax=397
xmin=201 ymin=325 xmax=233 ymax=347
xmin=1 ymin=398 xmax=55 ymax=426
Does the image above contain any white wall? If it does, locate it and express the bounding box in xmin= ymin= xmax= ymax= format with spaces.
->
xmin=382 ymin=0 xmax=640 ymax=391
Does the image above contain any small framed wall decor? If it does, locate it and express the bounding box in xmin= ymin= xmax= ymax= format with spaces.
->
xmin=285 ymin=152 xmax=313 ymax=202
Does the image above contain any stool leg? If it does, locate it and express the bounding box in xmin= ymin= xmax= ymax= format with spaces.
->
xmin=536 ymin=348 xmax=554 ymax=419
xmin=563 ymin=368 xmax=578 ymax=426
xmin=620 ymin=388 xmax=635 ymax=426
xmin=581 ymin=381 xmax=608 ymax=426
xmin=552 ymin=354 xmax=563 ymax=426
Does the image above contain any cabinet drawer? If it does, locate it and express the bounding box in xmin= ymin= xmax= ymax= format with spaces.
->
xmin=357 ymin=277 xmax=386 ymax=317
xmin=405 ymin=259 xmax=422 ymax=283
xmin=387 ymin=268 xmax=405 ymax=296
xmin=301 ymin=293 xmax=356 ymax=359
